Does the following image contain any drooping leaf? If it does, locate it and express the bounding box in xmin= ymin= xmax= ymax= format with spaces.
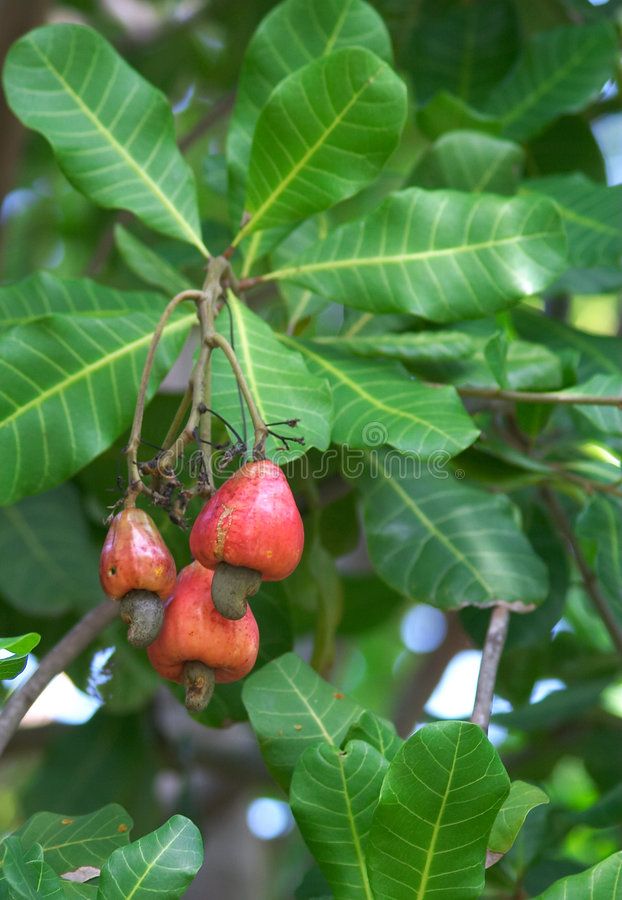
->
xmin=413 ymin=130 xmax=524 ymax=195
xmin=227 ymin=0 xmax=392 ymax=221
xmin=279 ymin=337 xmax=478 ymax=457
xmin=484 ymin=21 xmax=619 ymax=141
xmin=211 ymin=294 xmax=332 ymax=460
xmin=114 ymin=226 xmax=194 ymax=296
xmin=16 ymin=805 xmax=132 ymax=875
xmin=0 ymin=632 xmax=40 ymax=681
xmin=0 ymin=272 xmax=161 ymax=329
xmin=0 ymin=308 xmax=194 ymax=505
xmin=488 ymin=781 xmax=549 ymax=856
xmin=238 ymin=47 xmax=407 ymax=237
xmin=3 ymin=25 xmax=207 ymax=254
xmin=521 ymin=174 xmax=622 ymax=270
xmin=97 ymin=815 xmax=203 ymax=898
xmin=344 ymin=710 xmax=403 ymax=762
xmin=0 ymin=485 xmax=103 ymax=616
xmin=242 ymin=652 xmax=362 ymax=789
xmin=266 ymin=188 xmax=566 ymax=322
xmin=534 ymin=851 xmax=622 ymax=899
xmin=360 ymin=452 xmax=549 ymax=609
xmin=577 ymin=496 xmax=622 ymax=623
xmin=290 ymin=740 xmax=388 ymax=899
xmin=367 ymin=721 xmax=510 ymax=899
xmin=0 ymin=838 xmax=64 ymax=899
xmin=406 ymin=0 xmax=519 ymax=105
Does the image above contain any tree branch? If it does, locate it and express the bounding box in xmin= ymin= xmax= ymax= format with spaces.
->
xmin=471 ymin=605 xmax=510 ymax=733
xmin=541 ymin=487 xmax=622 ymax=656
xmin=0 ymin=600 xmax=118 ymax=758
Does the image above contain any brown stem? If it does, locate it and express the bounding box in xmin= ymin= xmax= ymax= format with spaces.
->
xmin=124 ymin=289 xmax=202 ymax=502
xmin=161 ymin=385 xmax=193 ymax=451
xmin=471 ymin=606 xmax=511 ymax=733
xmin=450 ymin=385 xmax=622 ymax=407
xmin=0 ymin=600 xmax=118 ymax=758
xmin=541 ymin=487 xmax=622 ymax=655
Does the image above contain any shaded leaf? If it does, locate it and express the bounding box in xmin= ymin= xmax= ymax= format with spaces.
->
xmin=241 ymin=48 xmax=406 ymax=236
xmin=484 ymin=21 xmax=619 ymax=141
xmin=489 ymin=781 xmax=549 ymax=856
xmin=534 ymin=851 xmax=622 ymax=899
xmin=114 ymin=226 xmax=193 ymax=296
xmin=417 ymin=91 xmax=502 ymax=140
xmin=561 ymin=374 xmax=622 ymax=437
xmin=268 ymin=188 xmax=566 ymax=322
xmin=290 ymin=740 xmax=388 ymax=899
xmin=97 ymin=815 xmax=203 ymax=898
xmin=367 ymin=721 xmax=510 ymax=899
xmin=279 ymin=338 xmax=479 ymax=457
xmin=577 ymin=496 xmax=622 ymax=622
xmin=413 ymin=130 xmax=524 ymax=195
xmin=344 ymin=710 xmax=403 ymax=762
xmin=0 ymin=308 xmax=194 ymax=505
xmin=0 ymin=838 xmax=64 ymax=899
xmin=492 ymin=678 xmax=611 ymax=730
xmin=3 ymin=25 xmax=206 ymax=253
xmin=360 ymin=452 xmax=548 ymax=609
xmin=242 ymin=652 xmax=362 ymax=789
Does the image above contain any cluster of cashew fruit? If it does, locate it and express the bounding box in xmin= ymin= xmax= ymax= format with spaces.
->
xmin=100 ymin=460 xmax=304 ymax=711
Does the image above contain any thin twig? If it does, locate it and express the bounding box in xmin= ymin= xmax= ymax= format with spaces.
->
xmin=471 ymin=606 xmax=511 ymax=733
xmin=0 ymin=600 xmax=118 ymax=758
xmin=541 ymin=487 xmax=622 ymax=655
xmin=451 ymin=385 xmax=622 ymax=407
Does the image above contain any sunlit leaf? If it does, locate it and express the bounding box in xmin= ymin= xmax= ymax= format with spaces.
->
xmin=534 ymin=851 xmax=622 ymax=899
xmin=0 ymin=632 xmax=40 ymax=681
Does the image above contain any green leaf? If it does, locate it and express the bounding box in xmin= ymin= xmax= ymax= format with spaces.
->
xmin=484 ymin=21 xmax=619 ymax=141
xmin=360 ymin=452 xmax=548 ymax=609
xmin=417 ymin=91 xmax=502 ymax=140
xmin=227 ymin=0 xmax=392 ymax=221
xmin=316 ymin=330 xmax=478 ymax=366
xmin=488 ymin=781 xmax=549 ymax=856
xmin=0 ymin=632 xmax=40 ymax=681
xmin=0 ymin=308 xmax=194 ymax=505
xmin=407 ymin=0 xmax=519 ymax=105
xmin=561 ymin=375 xmax=622 ymax=438
xmin=0 ymin=273 xmax=161 ymax=329
xmin=290 ymin=740 xmax=388 ymax=899
xmin=344 ymin=710 xmax=403 ymax=762
xmin=413 ymin=130 xmax=524 ymax=195
xmin=279 ymin=337 xmax=479 ymax=458
xmin=267 ymin=188 xmax=566 ymax=322
xmin=97 ymin=814 xmax=202 ymax=898
xmin=367 ymin=721 xmax=510 ymax=899
xmin=577 ymin=496 xmax=622 ymax=622
xmin=493 ymin=679 xmax=611 ymax=730
xmin=3 ymin=25 xmax=206 ymax=254
xmin=114 ymin=226 xmax=194 ymax=296
xmin=211 ymin=294 xmax=332 ymax=460
xmin=0 ymin=485 xmax=103 ymax=616
xmin=273 ymin=217 xmax=331 ymax=333
xmin=534 ymin=851 xmax=622 ymax=899
xmin=239 ymin=47 xmax=407 ymax=237
xmin=242 ymin=652 xmax=362 ymax=789
xmin=521 ymin=175 xmax=622 ymax=269
xmin=16 ymin=805 xmax=132 ymax=874
xmin=0 ymin=838 xmax=64 ymax=899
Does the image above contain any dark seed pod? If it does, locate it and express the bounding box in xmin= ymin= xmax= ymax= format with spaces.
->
xmin=119 ymin=589 xmax=164 ymax=648
xmin=211 ymin=562 xmax=262 ymax=620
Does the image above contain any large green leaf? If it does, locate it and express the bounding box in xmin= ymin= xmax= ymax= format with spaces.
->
xmin=0 ymin=485 xmax=104 ymax=616
xmin=534 ymin=851 xmax=622 ymax=899
xmin=16 ymin=805 xmax=132 ymax=874
xmin=413 ymin=130 xmax=524 ymax=195
xmin=0 ymin=838 xmax=64 ymax=899
xmin=0 ymin=273 xmax=161 ymax=329
xmin=290 ymin=740 xmax=388 ymax=899
xmin=97 ymin=815 xmax=203 ymax=898
xmin=0 ymin=308 xmax=194 ymax=505
xmin=279 ymin=337 xmax=479 ymax=457
xmin=0 ymin=632 xmax=40 ymax=681
xmin=407 ymin=0 xmax=519 ymax=105
xmin=114 ymin=226 xmax=194 ymax=296
xmin=360 ymin=452 xmax=548 ymax=608
xmin=242 ymin=652 xmax=362 ymax=788
xmin=237 ymin=47 xmax=407 ymax=239
xmin=484 ymin=21 xmax=619 ymax=141
xmin=227 ymin=0 xmax=392 ymax=221
xmin=211 ymin=294 xmax=332 ymax=459
xmin=367 ymin=722 xmax=510 ymax=899
xmin=488 ymin=781 xmax=549 ymax=856
xmin=521 ymin=175 xmax=622 ymax=268
xmin=265 ymin=188 xmax=566 ymax=322
xmin=3 ymin=25 xmax=207 ymax=254
xmin=577 ymin=496 xmax=622 ymax=624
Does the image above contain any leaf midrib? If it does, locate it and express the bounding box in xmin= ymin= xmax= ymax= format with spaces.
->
xmin=416 ymin=733 xmax=461 ymax=898
xmin=335 ymin=750 xmax=375 ymax=900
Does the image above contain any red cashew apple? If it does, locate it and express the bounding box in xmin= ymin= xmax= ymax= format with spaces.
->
xmin=147 ymin=561 xmax=259 ymax=711
xmin=100 ymin=507 xmax=176 ymax=647
xmin=189 ymin=459 xmax=304 ymax=619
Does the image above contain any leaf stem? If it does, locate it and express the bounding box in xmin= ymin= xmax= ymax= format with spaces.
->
xmin=450 ymin=385 xmax=622 ymax=407
xmin=471 ymin=605 xmax=511 ymax=733
xmin=0 ymin=600 xmax=118 ymax=758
